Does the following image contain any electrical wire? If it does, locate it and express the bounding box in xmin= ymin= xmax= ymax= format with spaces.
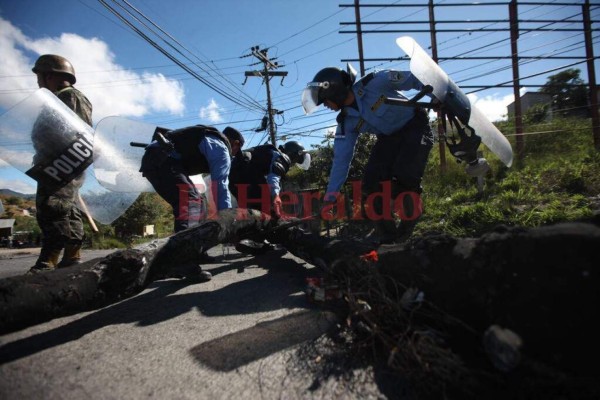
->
xmin=97 ymin=0 xmax=265 ymax=114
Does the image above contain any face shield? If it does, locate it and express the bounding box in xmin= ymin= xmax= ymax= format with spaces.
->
xmin=296 ymin=152 xmax=311 ymax=170
xmin=301 ymin=82 xmax=329 ymax=115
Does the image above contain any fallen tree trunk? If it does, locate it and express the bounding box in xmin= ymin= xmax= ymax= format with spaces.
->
xmin=1 ymin=210 xmax=599 ymax=397
xmin=0 ymin=208 xmax=272 ymax=334
xmin=374 ymin=222 xmax=600 ymax=376
xmin=294 ymin=221 xmax=600 ymax=398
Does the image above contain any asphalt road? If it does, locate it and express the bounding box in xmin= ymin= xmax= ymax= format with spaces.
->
xmin=0 ymin=245 xmax=387 ymax=399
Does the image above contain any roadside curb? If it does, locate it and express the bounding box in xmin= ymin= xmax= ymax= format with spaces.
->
xmin=0 ymin=248 xmax=41 ymax=260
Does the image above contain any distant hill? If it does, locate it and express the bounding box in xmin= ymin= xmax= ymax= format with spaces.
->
xmin=0 ymin=189 xmax=35 ymax=200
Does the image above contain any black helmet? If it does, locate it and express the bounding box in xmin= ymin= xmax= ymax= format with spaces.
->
xmin=279 ymin=141 xmax=311 ymax=170
xmin=223 ymin=126 xmax=245 ymax=147
xmin=32 ymin=54 xmax=76 ymax=84
xmin=302 ymin=67 xmax=353 ymax=114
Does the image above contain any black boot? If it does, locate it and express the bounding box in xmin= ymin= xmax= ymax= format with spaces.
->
xmin=364 ymin=220 xmax=398 ymax=246
xmin=188 ymin=266 xmax=212 ymax=282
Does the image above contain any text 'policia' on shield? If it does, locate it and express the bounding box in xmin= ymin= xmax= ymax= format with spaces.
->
xmin=26 ymin=134 xmax=93 ymax=188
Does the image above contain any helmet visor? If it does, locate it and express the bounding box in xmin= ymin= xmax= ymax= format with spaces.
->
xmin=297 ymin=152 xmax=311 ymax=170
xmin=301 ymin=82 xmax=328 ymax=115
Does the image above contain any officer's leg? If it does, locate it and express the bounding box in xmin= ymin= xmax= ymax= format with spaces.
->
xmin=141 ymin=154 xmax=212 ymax=277
xmin=392 ymin=120 xmax=434 ymax=242
xmin=142 ymin=156 xmax=203 ymax=232
xmin=57 ymin=205 xmax=85 ymax=268
xmin=362 ymin=135 xmax=401 ymax=244
xmin=30 ymin=193 xmax=66 ymax=273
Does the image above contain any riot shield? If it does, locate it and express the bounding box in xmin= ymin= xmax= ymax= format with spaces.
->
xmin=94 ymin=116 xmax=157 ymax=193
xmin=0 ymin=88 xmax=138 ymax=225
xmin=396 ymin=36 xmax=513 ymax=167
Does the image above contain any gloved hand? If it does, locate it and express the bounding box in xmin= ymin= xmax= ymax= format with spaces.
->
xmin=320 ymin=198 xmax=337 ymax=221
xmin=272 ymin=195 xmax=282 ymax=219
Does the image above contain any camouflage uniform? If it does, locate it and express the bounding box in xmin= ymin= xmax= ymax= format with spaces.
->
xmin=34 ymin=86 xmax=92 ymax=269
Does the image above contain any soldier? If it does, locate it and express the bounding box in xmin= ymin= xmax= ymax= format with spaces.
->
xmin=139 ymin=124 xmax=237 ymax=280
xmin=302 ymin=66 xmax=434 ymax=244
xmin=28 ymin=54 xmax=93 ymax=273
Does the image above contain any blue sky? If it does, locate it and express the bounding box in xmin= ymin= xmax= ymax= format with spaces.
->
xmin=0 ymin=0 xmax=597 ymax=194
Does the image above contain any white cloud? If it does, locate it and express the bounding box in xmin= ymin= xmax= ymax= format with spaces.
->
xmin=199 ymin=99 xmax=223 ymax=123
xmin=468 ymin=92 xmax=516 ymax=123
xmin=0 ymin=17 xmax=185 ymax=123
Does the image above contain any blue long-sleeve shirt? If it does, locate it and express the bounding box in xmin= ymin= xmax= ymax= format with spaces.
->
xmin=324 ymin=70 xmax=426 ymax=201
xmin=267 ymin=151 xmax=282 ymax=197
xmin=198 ymin=135 xmax=232 ymax=210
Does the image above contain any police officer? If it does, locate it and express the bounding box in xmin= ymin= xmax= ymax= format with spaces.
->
xmin=224 ymin=128 xmax=310 ymax=218
xmin=139 ymin=124 xmax=236 ymax=280
xmin=302 ymin=66 xmax=434 ymax=244
xmin=28 ymin=54 xmax=93 ymax=273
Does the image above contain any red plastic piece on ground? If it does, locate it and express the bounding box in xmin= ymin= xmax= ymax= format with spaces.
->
xmin=360 ymin=250 xmax=379 ymax=262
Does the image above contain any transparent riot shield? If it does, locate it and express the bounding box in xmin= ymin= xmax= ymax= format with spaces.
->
xmin=93 ymin=116 xmax=157 ymax=193
xmin=396 ymin=36 xmax=513 ymax=167
xmin=0 ymin=88 xmax=138 ymax=225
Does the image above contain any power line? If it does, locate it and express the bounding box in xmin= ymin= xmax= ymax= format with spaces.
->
xmin=97 ymin=0 xmax=265 ymax=114
xmin=118 ymin=0 xmax=262 ymax=112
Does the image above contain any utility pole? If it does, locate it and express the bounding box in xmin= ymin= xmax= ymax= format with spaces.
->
xmin=353 ymin=0 xmax=366 ymax=77
xmin=244 ymin=47 xmax=288 ymax=146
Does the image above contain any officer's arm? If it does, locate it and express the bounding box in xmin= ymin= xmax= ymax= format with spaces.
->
xmin=266 ymin=151 xmax=284 ymax=197
xmin=324 ymin=129 xmax=359 ymax=202
xmin=199 ymin=136 xmax=232 ymax=210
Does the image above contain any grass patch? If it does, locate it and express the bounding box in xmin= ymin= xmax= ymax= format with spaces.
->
xmin=418 ymin=116 xmax=599 ymax=237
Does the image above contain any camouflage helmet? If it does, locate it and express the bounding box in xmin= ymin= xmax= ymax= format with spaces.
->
xmin=32 ymin=54 xmax=76 ymax=84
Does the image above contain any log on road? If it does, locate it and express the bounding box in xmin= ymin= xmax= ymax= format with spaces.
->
xmin=1 ymin=207 xmax=599 ymax=396
xmin=374 ymin=222 xmax=600 ymax=374
xmin=309 ymin=220 xmax=600 ymax=398
xmin=0 ymin=208 xmax=272 ymax=334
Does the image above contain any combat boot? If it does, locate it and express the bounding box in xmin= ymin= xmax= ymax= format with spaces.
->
xmin=27 ymin=247 xmax=62 ymax=274
xmin=394 ymin=218 xmax=418 ymax=244
xmin=364 ymin=220 xmax=398 ymax=246
xmin=57 ymin=242 xmax=82 ymax=268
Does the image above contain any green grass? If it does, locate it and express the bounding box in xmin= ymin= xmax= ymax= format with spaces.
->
xmin=417 ymin=117 xmax=600 ymax=237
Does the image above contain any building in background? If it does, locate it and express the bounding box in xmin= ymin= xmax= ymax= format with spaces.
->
xmin=507 ymin=92 xmax=553 ymax=122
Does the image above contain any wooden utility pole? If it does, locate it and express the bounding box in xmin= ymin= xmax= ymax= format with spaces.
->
xmin=509 ymin=0 xmax=525 ymax=161
xmin=583 ymin=0 xmax=600 ymax=151
xmin=244 ymin=47 xmax=288 ymax=146
xmin=428 ymin=0 xmax=447 ymax=174
xmin=353 ymin=0 xmax=366 ymax=77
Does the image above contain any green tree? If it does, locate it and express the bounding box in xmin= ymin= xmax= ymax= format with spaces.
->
xmin=540 ymin=68 xmax=589 ymax=117
xmin=524 ymin=103 xmax=550 ymax=124
xmin=294 ymin=130 xmax=376 ymax=192
xmin=112 ymin=192 xmax=170 ymax=237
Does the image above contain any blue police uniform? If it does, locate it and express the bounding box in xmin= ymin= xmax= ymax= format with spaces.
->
xmin=141 ymin=130 xmax=232 ymax=233
xmin=325 ymin=70 xmax=432 ymax=198
xmin=324 ymin=69 xmax=435 ymax=242
xmin=229 ymin=145 xmax=292 ymax=211
xmin=198 ymin=136 xmax=232 ymax=210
